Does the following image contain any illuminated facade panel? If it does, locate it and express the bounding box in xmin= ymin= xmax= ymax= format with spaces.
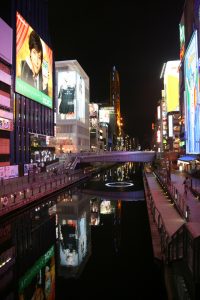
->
xmin=16 ymin=12 xmax=53 ymax=108
xmin=164 ymin=60 xmax=180 ymax=113
xmin=55 ymin=60 xmax=90 ymax=153
xmin=184 ymin=30 xmax=200 ymax=154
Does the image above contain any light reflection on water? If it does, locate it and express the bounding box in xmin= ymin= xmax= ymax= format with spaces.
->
xmin=0 ymin=163 xmax=167 ymax=299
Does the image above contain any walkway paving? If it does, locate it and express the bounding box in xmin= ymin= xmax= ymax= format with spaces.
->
xmin=170 ymin=171 xmax=200 ymax=223
xmin=144 ymin=166 xmax=200 ymax=261
xmin=143 ymin=167 xmax=200 ymax=299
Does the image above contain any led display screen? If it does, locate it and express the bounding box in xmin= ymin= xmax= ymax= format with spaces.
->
xmin=168 ymin=114 xmax=173 ymax=137
xmin=164 ymin=60 xmax=180 ymax=112
xmin=0 ymin=165 xmax=18 ymax=179
xmin=99 ymin=109 xmax=110 ymax=123
xmin=89 ymin=103 xmax=98 ymax=118
xmin=0 ymin=18 xmax=12 ymax=64
xmin=157 ymin=105 xmax=160 ymax=120
xmin=184 ymin=30 xmax=200 ymax=154
xmin=57 ymin=70 xmax=85 ymax=122
xmin=16 ymin=12 xmax=53 ymax=108
xmin=0 ymin=90 xmax=10 ymax=108
xmin=157 ymin=129 xmax=161 ymax=143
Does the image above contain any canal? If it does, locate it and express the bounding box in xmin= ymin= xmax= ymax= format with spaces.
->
xmin=0 ymin=163 xmax=167 ymax=299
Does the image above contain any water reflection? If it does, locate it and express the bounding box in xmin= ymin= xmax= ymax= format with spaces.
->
xmin=82 ymin=162 xmax=144 ymax=201
xmin=0 ymin=163 xmax=167 ymax=299
xmin=56 ymin=192 xmax=91 ymax=279
xmin=0 ymin=198 xmax=56 ymax=300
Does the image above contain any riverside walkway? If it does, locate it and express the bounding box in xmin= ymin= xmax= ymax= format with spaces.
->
xmin=144 ymin=167 xmax=200 ymax=259
xmin=0 ymin=164 xmax=97 ymax=217
xmin=143 ymin=166 xmax=200 ymax=300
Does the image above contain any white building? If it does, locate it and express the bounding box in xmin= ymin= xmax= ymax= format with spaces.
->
xmin=54 ymin=60 xmax=90 ymax=153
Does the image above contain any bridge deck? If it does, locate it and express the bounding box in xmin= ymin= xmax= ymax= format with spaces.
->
xmin=71 ymin=151 xmax=156 ymax=163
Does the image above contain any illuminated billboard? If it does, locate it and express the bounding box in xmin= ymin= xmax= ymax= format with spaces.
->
xmin=99 ymin=109 xmax=110 ymax=123
xmin=0 ymin=18 xmax=12 ymax=64
xmin=89 ymin=103 xmax=98 ymax=118
xmin=57 ymin=70 xmax=85 ymax=121
xmin=16 ymin=12 xmax=53 ymax=108
xmin=168 ymin=114 xmax=173 ymax=137
xmin=164 ymin=60 xmax=180 ymax=112
xmin=18 ymin=246 xmax=55 ymax=299
xmin=184 ymin=30 xmax=200 ymax=154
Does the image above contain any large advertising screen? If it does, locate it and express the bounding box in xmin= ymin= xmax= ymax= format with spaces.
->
xmin=18 ymin=246 xmax=55 ymax=300
xmin=164 ymin=60 xmax=180 ymax=112
xmin=0 ymin=18 xmax=12 ymax=64
xmin=89 ymin=103 xmax=98 ymax=118
xmin=184 ymin=30 xmax=200 ymax=154
xmin=57 ymin=70 xmax=85 ymax=122
xmin=0 ymin=165 xmax=18 ymax=179
xmin=16 ymin=12 xmax=53 ymax=108
xmin=99 ymin=109 xmax=110 ymax=123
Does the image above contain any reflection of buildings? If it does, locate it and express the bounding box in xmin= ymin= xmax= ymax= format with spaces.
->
xmin=90 ymin=195 xmax=122 ymax=253
xmin=90 ymin=197 xmax=100 ymax=225
xmin=0 ymin=222 xmax=15 ymax=300
xmin=52 ymin=60 xmax=90 ymax=154
xmin=100 ymin=199 xmax=115 ymax=215
xmin=0 ymin=199 xmax=56 ymax=299
xmin=56 ymin=191 xmax=91 ymax=278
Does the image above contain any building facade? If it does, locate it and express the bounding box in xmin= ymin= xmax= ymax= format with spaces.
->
xmin=0 ymin=18 xmax=13 ymax=170
xmin=54 ymin=60 xmax=90 ymax=154
xmin=0 ymin=0 xmax=55 ymax=177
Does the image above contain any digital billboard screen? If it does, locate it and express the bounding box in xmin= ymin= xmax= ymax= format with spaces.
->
xmin=57 ymin=70 xmax=86 ymax=122
xmin=164 ymin=60 xmax=180 ymax=112
xmin=89 ymin=103 xmax=98 ymax=118
xmin=16 ymin=12 xmax=53 ymax=108
xmin=99 ymin=109 xmax=110 ymax=123
xmin=184 ymin=30 xmax=200 ymax=154
xmin=0 ymin=18 xmax=12 ymax=64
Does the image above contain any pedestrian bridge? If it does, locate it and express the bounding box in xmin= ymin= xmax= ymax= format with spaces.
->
xmin=70 ymin=151 xmax=155 ymax=164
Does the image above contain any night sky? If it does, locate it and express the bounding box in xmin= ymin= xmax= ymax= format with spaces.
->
xmin=48 ymin=0 xmax=185 ymax=147
xmin=1 ymin=1 xmax=185 ymax=147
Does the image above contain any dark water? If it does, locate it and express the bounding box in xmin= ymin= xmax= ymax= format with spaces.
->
xmin=0 ymin=163 xmax=167 ymax=299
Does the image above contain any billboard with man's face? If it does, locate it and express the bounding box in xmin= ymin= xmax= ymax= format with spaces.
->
xmin=16 ymin=12 xmax=53 ymax=108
